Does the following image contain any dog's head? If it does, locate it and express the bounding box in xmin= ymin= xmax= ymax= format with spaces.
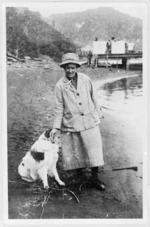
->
xmin=39 ymin=129 xmax=61 ymax=148
xmin=38 ymin=129 xmax=52 ymax=141
xmin=44 ymin=129 xmax=52 ymax=139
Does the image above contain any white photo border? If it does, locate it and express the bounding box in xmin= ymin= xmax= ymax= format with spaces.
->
xmin=1 ymin=0 xmax=150 ymax=226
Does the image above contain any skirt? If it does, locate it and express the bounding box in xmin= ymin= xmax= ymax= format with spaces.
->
xmin=61 ymin=125 xmax=104 ymax=170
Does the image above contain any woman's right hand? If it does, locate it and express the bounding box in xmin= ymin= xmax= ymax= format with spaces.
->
xmin=50 ymin=128 xmax=59 ymax=140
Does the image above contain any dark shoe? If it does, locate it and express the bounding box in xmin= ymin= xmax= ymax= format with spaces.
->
xmin=91 ymin=179 xmax=106 ymax=191
xmin=91 ymin=167 xmax=106 ymax=191
xmin=75 ymin=168 xmax=85 ymax=184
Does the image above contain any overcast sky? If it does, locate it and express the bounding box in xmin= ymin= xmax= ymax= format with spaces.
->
xmin=12 ymin=2 xmax=145 ymax=20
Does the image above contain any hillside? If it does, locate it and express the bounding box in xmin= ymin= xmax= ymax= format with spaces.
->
xmin=6 ymin=7 xmax=77 ymax=61
xmin=47 ymin=7 xmax=142 ymax=50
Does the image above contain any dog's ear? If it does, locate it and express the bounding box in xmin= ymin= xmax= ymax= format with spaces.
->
xmin=44 ymin=129 xmax=52 ymax=138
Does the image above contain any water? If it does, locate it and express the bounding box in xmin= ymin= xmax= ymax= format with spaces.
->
xmin=97 ymin=75 xmax=143 ymax=118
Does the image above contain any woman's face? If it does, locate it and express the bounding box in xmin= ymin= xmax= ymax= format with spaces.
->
xmin=64 ymin=63 xmax=77 ymax=79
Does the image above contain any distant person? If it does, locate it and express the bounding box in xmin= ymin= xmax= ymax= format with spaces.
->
xmin=92 ymin=54 xmax=98 ymax=68
xmin=125 ymin=42 xmax=128 ymax=53
xmin=87 ymin=50 xmax=93 ymax=66
xmin=50 ymin=53 xmax=105 ymax=190
xmin=106 ymin=40 xmax=111 ymax=54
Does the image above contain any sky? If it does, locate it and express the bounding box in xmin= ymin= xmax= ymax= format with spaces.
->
xmin=13 ymin=2 xmax=145 ymax=20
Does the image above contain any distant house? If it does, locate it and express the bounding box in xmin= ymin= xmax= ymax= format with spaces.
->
xmin=128 ymin=42 xmax=135 ymax=52
xmin=93 ymin=41 xmax=107 ymax=54
xmin=111 ymin=40 xmax=126 ymax=54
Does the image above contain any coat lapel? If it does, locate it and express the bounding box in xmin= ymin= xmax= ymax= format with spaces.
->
xmin=62 ymin=73 xmax=84 ymax=93
xmin=77 ymin=73 xmax=84 ymax=91
xmin=62 ymin=75 xmax=76 ymax=92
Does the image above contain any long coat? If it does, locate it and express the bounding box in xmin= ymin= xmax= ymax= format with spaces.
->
xmin=53 ymin=72 xmax=102 ymax=132
xmin=52 ymin=72 xmax=104 ymax=170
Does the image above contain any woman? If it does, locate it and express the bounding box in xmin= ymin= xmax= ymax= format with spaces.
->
xmin=50 ymin=53 xmax=105 ymax=190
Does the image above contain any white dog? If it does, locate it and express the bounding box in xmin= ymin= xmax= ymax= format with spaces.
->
xmin=18 ymin=129 xmax=65 ymax=189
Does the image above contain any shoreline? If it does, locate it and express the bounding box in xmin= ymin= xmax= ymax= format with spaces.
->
xmin=93 ymin=72 xmax=141 ymax=88
xmin=80 ymin=66 xmax=142 ymax=85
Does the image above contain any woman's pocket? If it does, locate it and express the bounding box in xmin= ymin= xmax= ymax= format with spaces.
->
xmin=62 ymin=112 xmax=74 ymax=128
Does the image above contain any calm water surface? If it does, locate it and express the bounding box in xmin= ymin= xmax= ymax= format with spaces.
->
xmin=97 ymin=75 xmax=143 ymax=118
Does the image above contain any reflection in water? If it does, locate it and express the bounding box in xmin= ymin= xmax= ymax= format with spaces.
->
xmin=98 ymin=75 xmax=143 ymax=116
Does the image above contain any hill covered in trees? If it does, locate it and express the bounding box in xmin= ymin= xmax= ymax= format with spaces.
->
xmin=47 ymin=7 xmax=142 ymax=50
xmin=6 ymin=7 xmax=77 ymax=61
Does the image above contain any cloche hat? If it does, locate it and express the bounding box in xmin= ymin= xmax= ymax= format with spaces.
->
xmin=60 ymin=53 xmax=81 ymax=68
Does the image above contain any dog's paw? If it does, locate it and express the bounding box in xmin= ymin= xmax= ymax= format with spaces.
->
xmin=44 ymin=185 xmax=49 ymax=190
xmin=58 ymin=181 xmax=66 ymax=189
xmin=59 ymin=181 xmax=65 ymax=186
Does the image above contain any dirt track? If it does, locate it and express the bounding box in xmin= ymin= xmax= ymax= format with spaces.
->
xmin=7 ymin=64 xmax=143 ymax=219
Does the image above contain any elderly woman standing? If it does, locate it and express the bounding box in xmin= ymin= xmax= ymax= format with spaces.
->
xmin=50 ymin=53 xmax=105 ymax=190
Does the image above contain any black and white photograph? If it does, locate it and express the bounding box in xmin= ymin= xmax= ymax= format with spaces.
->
xmin=1 ymin=0 xmax=149 ymax=224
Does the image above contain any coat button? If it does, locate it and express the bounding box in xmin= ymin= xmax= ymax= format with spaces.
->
xmin=81 ymin=113 xmax=84 ymax=116
xmin=76 ymin=93 xmax=79 ymax=96
xmin=79 ymin=103 xmax=82 ymax=105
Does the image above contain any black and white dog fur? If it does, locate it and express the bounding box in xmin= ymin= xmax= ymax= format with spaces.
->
xmin=18 ymin=129 xmax=65 ymax=189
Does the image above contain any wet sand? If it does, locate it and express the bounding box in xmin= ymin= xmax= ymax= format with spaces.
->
xmin=7 ymin=64 xmax=143 ymax=219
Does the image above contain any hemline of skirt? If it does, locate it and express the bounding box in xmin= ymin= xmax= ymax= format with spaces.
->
xmin=63 ymin=159 xmax=105 ymax=171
